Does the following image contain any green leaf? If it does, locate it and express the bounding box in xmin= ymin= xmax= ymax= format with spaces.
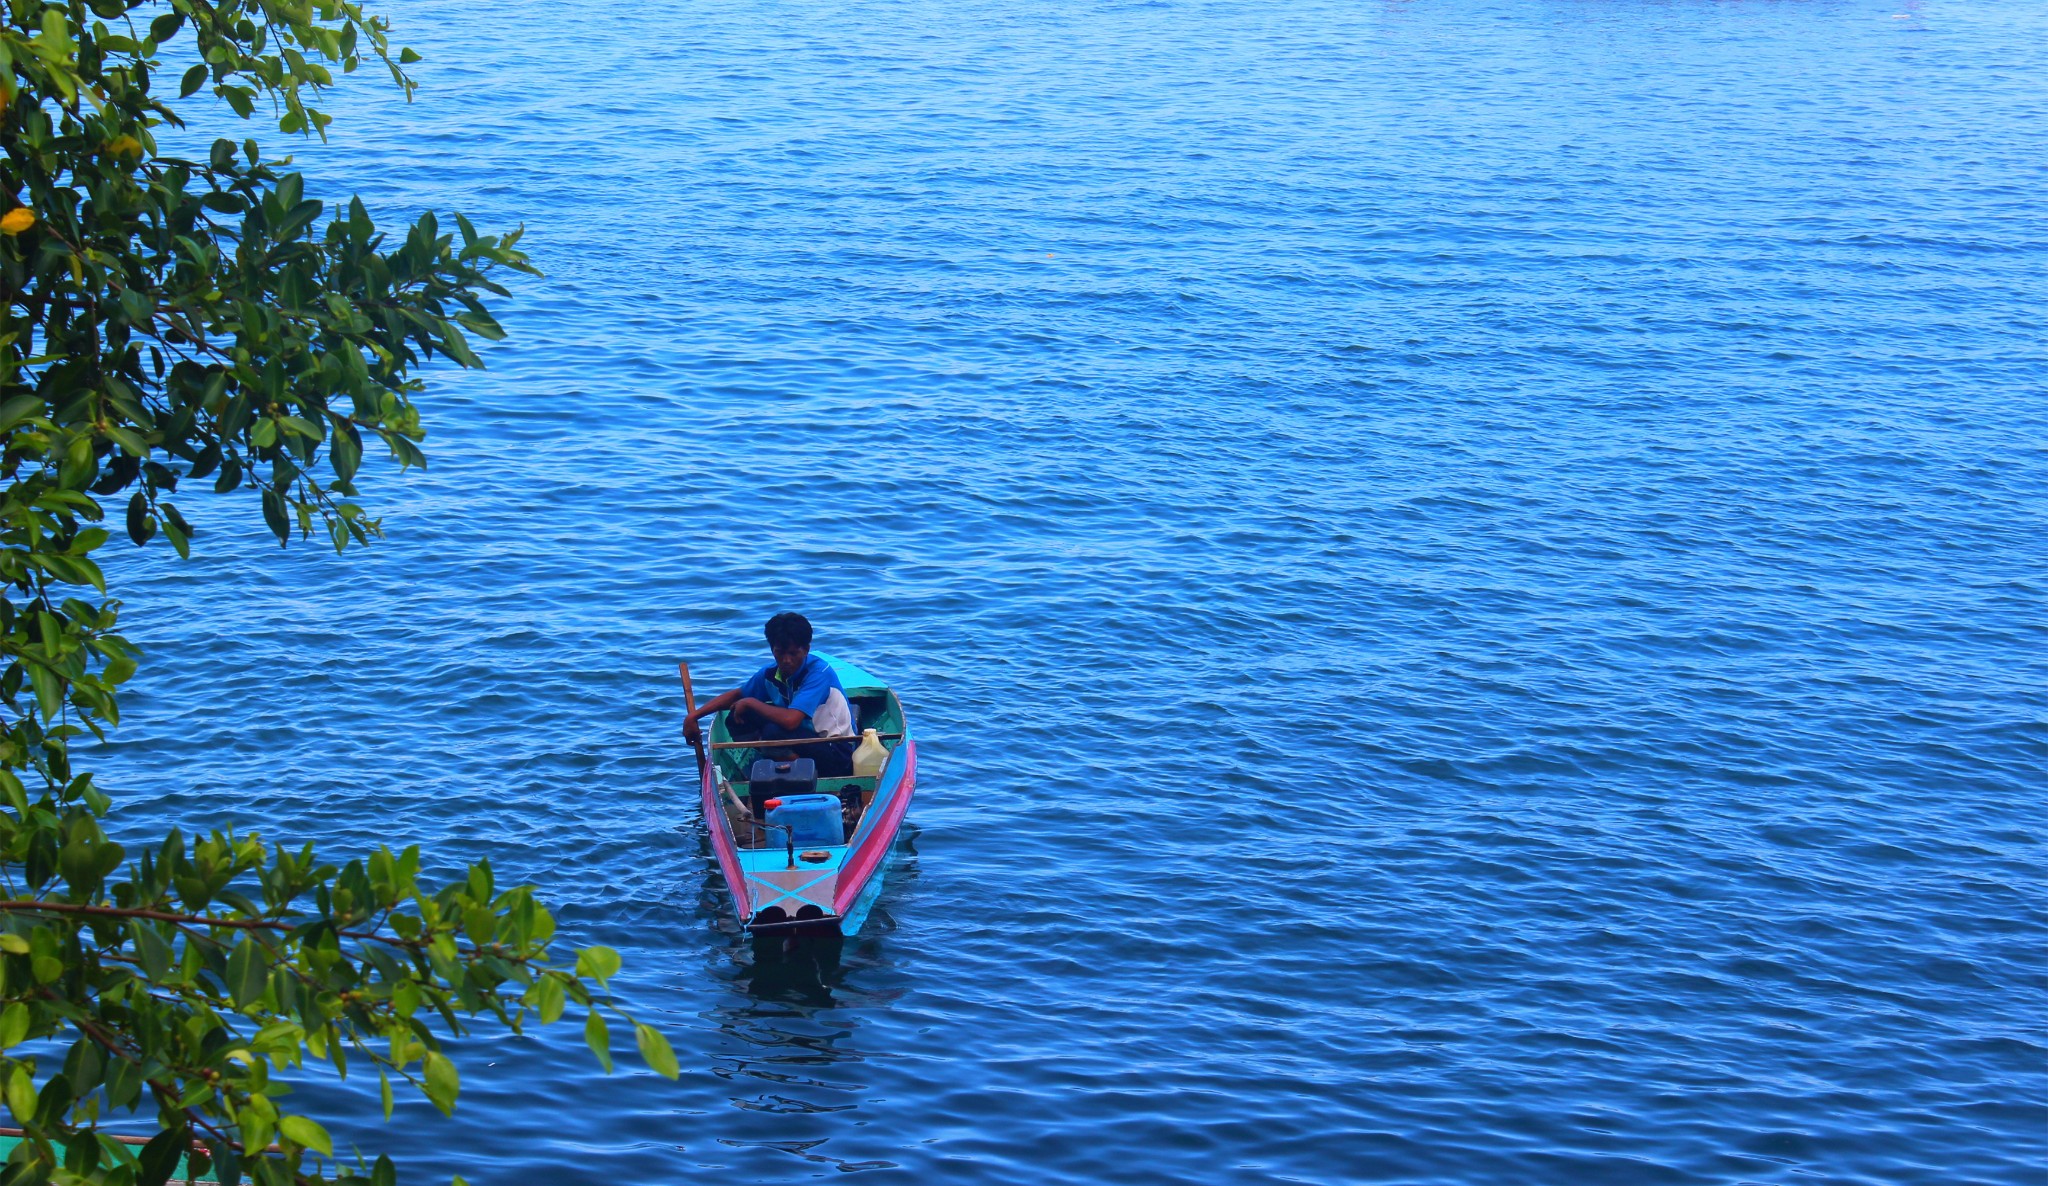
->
xmin=0 ymin=773 xmax=26 ymax=815
xmin=116 ymin=287 xmax=153 ymax=326
xmin=261 ymin=488 xmax=289 ymax=544
xmin=63 ymin=1039 xmax=105 ymax=1094
xmin=27 ymin=662 xmax=61 ymax=723
xmin=330 ymin=418 xmax=362 ymax=482
xmin=29 ymin=1067 xmax=70 ymax=1126
xmin=76 ymin=556 xmax=106 ymax=592
xmin=162 ymin=514 xmax=191 ymax=559
xmin=0 ymin=1002 xmax=28 ymax=1048
xmin=106 ymin=1056 xmax=143 ymax=1110
xmin=105 ymin=424 xmax=150 ymax=457
xmin=387 ymin=433 xmax=428 ymax=471
xmin=585 ymin=1009 xmax=612 ymax=1074
xmin=209 ymin=1141 xmax=244 ymax=1186
xmin=175 ymin=1074 xmax=219 ymax=1112
xmin=453 ymin=310 xmax=506 ymax=341
xmin=279 ymin=1115 xmax=332 ymax=1157
xmin=139 ymin=1128 xmax=184 ymax=1186
xmin=227 ymin=937 xmax=266 ymax=1008
xmin=237 ymin=1101 xmax=274 ymax=1154
xmin=422 ymin=1050 xmax=459 ymax=1116
xmin=635 ymin=1023 xmax=679 ymax=1080
xmin=526 ymin=973 xmax=566 ymax=1024
xmin=132 ymin=921 xmax=171 ymax=980
xmin=59 ymin=834 xmax=100 ymax=893
xmin=274 ymin=199 xmax=325 ymax=242
xmin=5 ymin=1065 xmax=35 ymax=1122
xmin=0 ymin=394 xmax=43 ymax=433
xmin=126 ymin=492 xmax=155 ymax=545
xmin=180 ymin=63 xmax=208 ymax=98
xmin=37 ymin=8 xmax=72 ymax=55
xmin=576 ymin=945 xmax=621 ymax=985
xmin=438 ymin=321 xmax=484 ymax=368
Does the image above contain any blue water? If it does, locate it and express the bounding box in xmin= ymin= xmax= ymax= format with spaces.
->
xmin=97 ymin=0 xmax=2046 ymax=1181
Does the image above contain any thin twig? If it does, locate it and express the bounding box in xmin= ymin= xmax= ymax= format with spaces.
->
xmin=0 ymin=899 xmax=291 ymax=931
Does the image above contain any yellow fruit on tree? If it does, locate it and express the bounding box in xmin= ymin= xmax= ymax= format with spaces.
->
xmin=0 ymin=208 xmax=34 ymax=235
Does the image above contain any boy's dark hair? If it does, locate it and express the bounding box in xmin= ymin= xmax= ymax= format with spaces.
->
xmin=764 ymin=612 xmax=813 ymax=651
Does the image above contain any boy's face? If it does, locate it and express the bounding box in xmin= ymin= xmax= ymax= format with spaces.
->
xmin=771 ymin=642 xmax=809 ymax=680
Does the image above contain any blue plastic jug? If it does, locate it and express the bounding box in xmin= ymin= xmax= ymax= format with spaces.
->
xmin=765 ymin=793 xmax=844 ymax=846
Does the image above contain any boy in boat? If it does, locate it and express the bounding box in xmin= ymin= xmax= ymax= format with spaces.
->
xmin=683 ymin=612 xmax=857 ymax=777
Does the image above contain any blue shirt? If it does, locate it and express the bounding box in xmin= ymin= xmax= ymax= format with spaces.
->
xmin=739 ymin=655 xmax=846 ymax=734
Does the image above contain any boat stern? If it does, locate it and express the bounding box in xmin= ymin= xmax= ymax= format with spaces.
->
xmin=741 ymin=852 xmax=845 ymax=932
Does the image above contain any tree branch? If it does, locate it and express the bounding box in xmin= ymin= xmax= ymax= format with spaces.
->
xmin=0 ymin=898 xmax=292 ymax=931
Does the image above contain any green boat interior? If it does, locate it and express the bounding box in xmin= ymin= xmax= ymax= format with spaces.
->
xmin=710 ymin=689 xmax=904 ymax=850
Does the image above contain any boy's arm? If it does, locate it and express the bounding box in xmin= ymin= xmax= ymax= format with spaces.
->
xmin=733 ymin=698 xmax=806 ymax=730
xmin=776 ymin=666 xmax=838 ymax=734
xmin=683 ymin=687 xmax=744 ymax=742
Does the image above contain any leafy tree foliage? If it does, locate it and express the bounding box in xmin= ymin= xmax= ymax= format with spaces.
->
xmin=0 ymin=2 xmax=674 ymax=1184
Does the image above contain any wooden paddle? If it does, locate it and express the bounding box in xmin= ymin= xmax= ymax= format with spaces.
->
xmin=677 ymin=661 xmax=709 ymax=780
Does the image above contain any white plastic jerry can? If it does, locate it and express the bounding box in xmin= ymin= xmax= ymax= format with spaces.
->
xmin=852 ymin=728 xmax=890 ymax=778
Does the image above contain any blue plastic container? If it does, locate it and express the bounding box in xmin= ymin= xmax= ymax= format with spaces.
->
xmin=765 ymin=793 xmax=844 ymax=846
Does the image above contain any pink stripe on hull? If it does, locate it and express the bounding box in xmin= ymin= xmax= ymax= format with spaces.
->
xmin=701 ymin=761 xmax=748 ymax=923
xmin=833 ymin=742 xmax=917 ymax=916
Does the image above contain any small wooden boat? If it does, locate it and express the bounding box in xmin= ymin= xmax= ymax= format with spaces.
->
xmin=683 ymin=654 xmax=917 ymax=936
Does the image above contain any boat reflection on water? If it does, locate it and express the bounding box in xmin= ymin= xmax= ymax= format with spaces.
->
xmin=745 ymin=930 xmax=845 ymax=1003
xmin=689 ymin=837 xmax=919 ymax=1175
